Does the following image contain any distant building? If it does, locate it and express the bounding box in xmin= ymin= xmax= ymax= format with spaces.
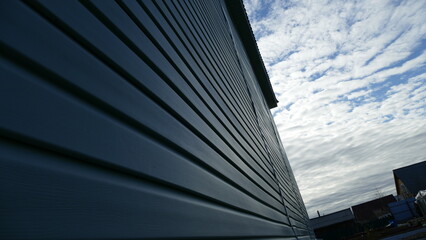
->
xmin=388 ymin=198 xmax=419 ymax=223
xmin=310 ymin=208 xmax=356 ymax=240
xmin=393 ymin=161 xmax=426 ymax=199
xmin=351 ymin=195 xmax=396 ymax=224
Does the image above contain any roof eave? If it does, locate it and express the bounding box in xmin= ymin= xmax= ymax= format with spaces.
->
xmin=224 ymin=0 xmax=278 ymax=109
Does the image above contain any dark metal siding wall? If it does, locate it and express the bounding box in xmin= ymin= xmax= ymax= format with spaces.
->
xmin=224 ymin=7 xmax=313 ymax=238
xmin=0 ymin=0 xmax=312 ymax=239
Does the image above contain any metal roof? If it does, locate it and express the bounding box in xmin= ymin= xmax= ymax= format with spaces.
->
xmin=310 ymin=208 xmax=354 ymax=229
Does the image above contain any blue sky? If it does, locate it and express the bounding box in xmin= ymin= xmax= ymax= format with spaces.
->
xmin=244 ymin=0 xmax=426 ymax=218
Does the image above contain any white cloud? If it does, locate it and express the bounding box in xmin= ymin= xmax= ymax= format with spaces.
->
xmin=245 ymin=0 xmax=426 ymax=217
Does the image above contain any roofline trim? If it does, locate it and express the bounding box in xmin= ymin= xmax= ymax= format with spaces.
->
xmin=224 ymin=0 xmax=278 ymax=109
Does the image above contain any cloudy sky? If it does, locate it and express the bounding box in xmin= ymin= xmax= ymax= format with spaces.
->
xmin=244 ymin=0 xmax=426 ymax=218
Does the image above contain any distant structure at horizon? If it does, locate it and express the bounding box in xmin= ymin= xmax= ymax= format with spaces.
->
xmin=0 ymin=0 xmax=313 ymax=239
xmin=309 ymin=161 xmax=426 ymax=239
xmin=351 ymin=194 xmax=396 ymax=224
xmin=393 ymin=160 xmax=426 ymax=199
xmin=310 ymin=208 xmax=356 ymax=240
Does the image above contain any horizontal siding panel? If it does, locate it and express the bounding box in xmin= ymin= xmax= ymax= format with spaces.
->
xmin=0 ymin=53 xmax=287 ymax=224
xmin=152 ymin=0 xmax=269 ymax=156
xmin=36 ymin=0 xmax=279 ymax=203
xmin=0 ymin=0 xmax=312 ymax=238
xmin=181 ymin=0 xmax=276 ymax=171
xmin=0 ymin=138 xmax=295 ymax=239
xmin=111 ymin=0 xmax=279 ymax=194
xmin=1 ymin=0 xmax=285 ymax=214
xmin=223 ymin=2 xmax=312 ymax=233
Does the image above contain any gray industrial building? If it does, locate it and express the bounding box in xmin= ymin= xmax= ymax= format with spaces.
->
xmin=0 ymin=0 xmax=313 ymax=239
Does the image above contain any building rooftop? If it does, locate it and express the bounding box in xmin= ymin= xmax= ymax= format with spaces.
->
xmin=310 ymin=208 xmax=354 ymax=229
xmin=393 ymin=161 xmax=426 ymax=196
xmin=351 ymin=195 xmax=396 ymax=222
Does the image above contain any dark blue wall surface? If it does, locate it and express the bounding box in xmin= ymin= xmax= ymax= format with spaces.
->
xmin=0 ymin=0 xmax=313 ymax=239
xmin=389 ymin=198 xmax=418 ymax=223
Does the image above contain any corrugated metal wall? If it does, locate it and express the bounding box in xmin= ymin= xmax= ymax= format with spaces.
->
xmin=0 ymin=0 xmax=313 ymax=239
